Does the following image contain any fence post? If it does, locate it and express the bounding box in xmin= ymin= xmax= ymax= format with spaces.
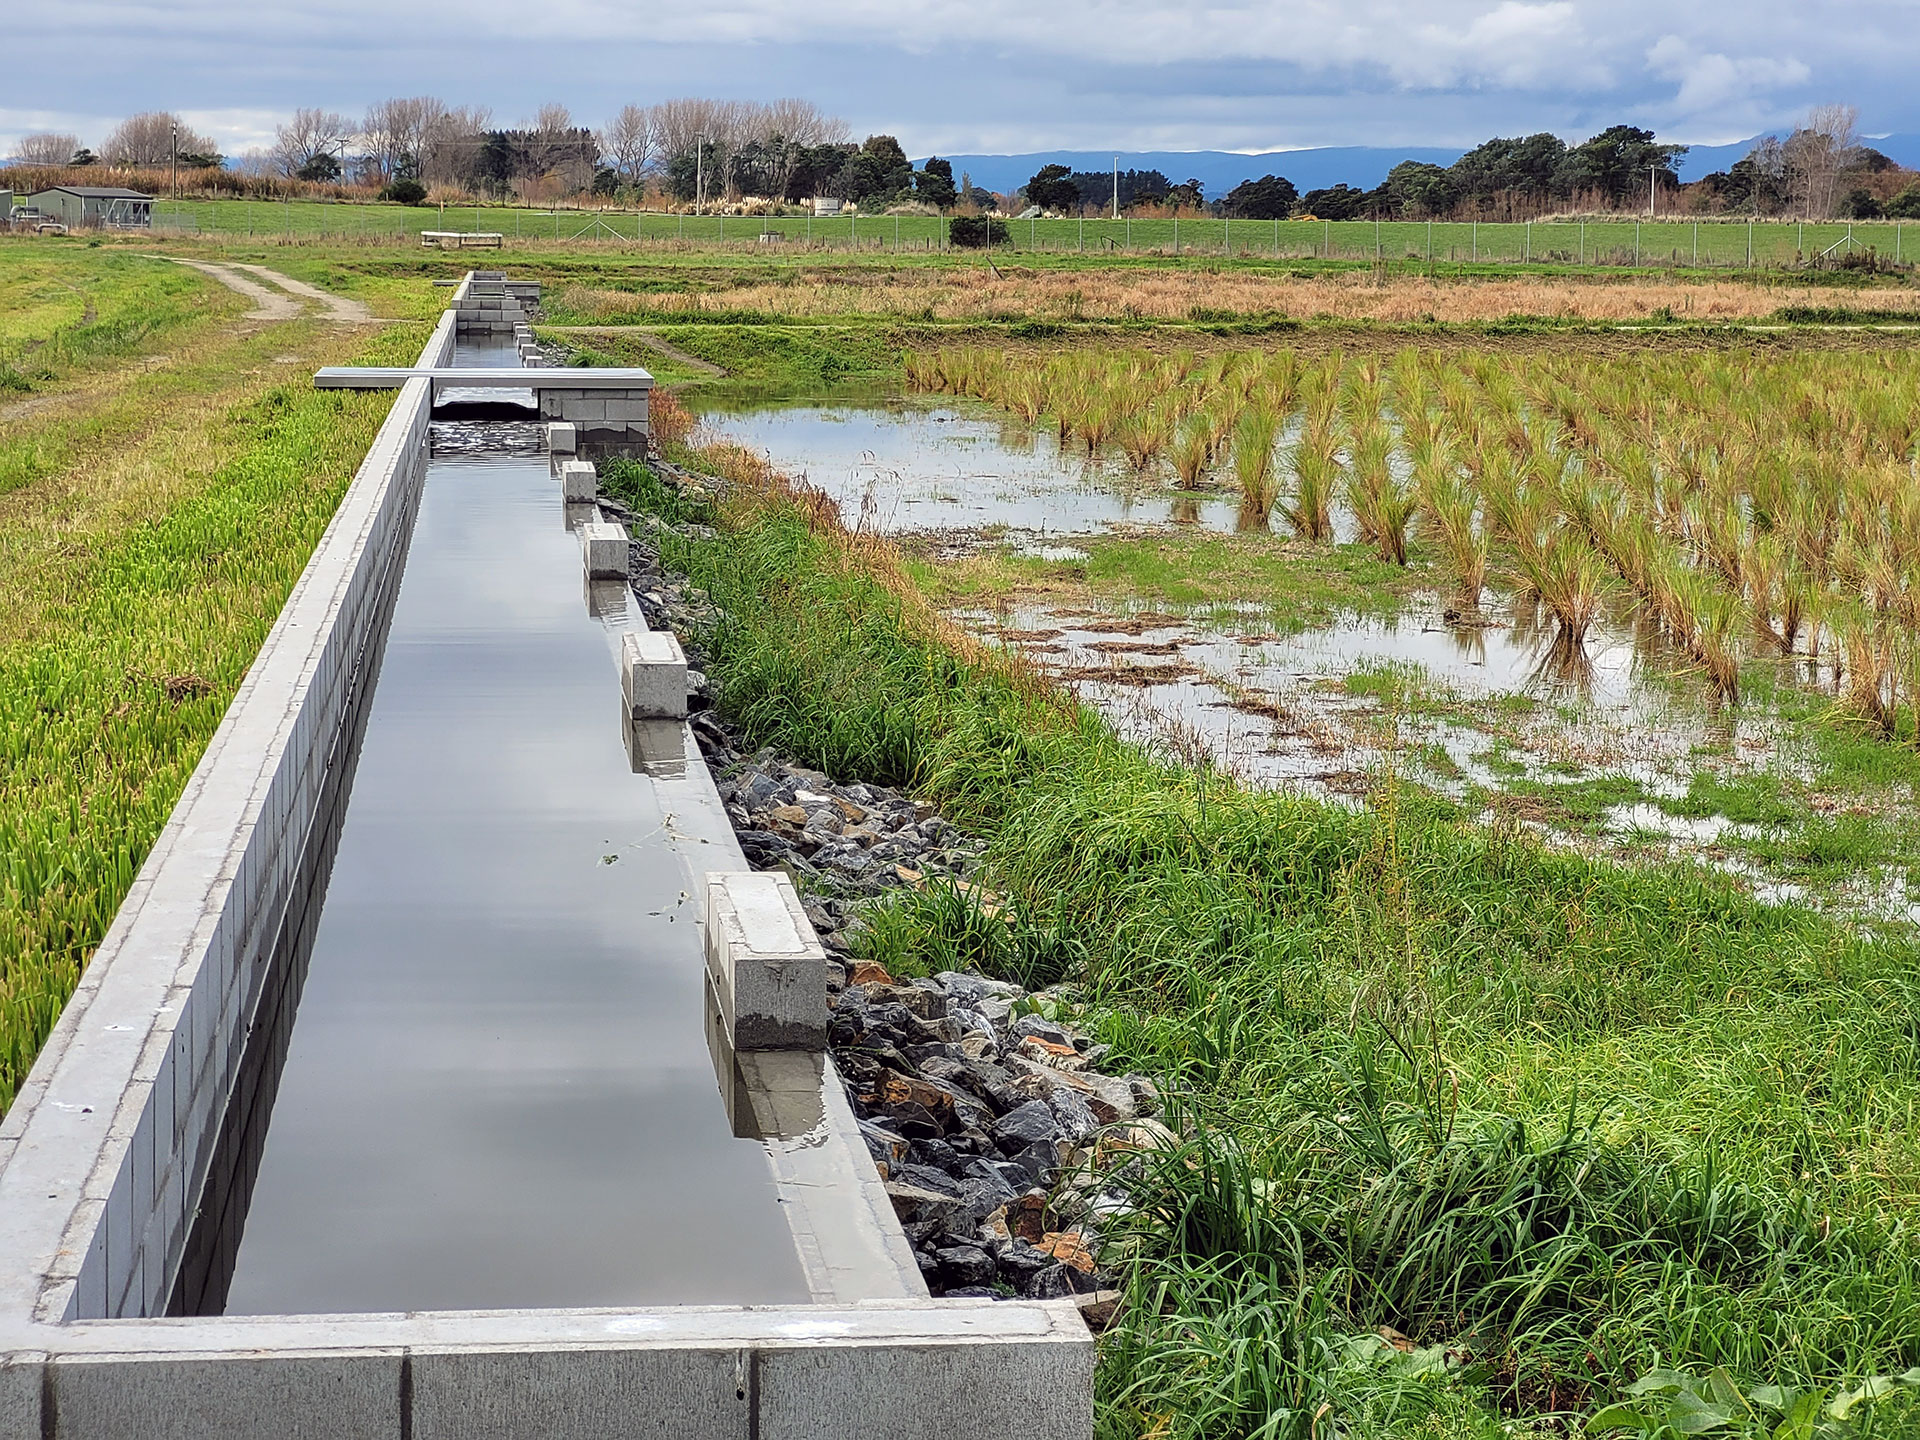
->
xmin=1471 ymin=220 xmax=1477 ymax=262
xmin=1324 ymin=218 xmax=1329 ymax=257
xmin=1634 ymin=221 xmax=1640 ymax=266
xmin=1525 ymin=219 xmax=1530 ymax=261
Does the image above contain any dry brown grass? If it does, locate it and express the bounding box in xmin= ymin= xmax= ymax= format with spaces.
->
xmin=562 ymin=268 xmax=1920 ymax=326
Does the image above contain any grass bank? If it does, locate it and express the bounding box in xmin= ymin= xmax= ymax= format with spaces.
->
xmin=636 ymin=428 xmax=1920 ymax=1438
xmin=0 ymin=322 xmax=420 ymax=1112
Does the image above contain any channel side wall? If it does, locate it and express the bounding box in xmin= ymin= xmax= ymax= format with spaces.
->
xmin=0 ymin=306 xmax=457 ymax=1328
xmin=0 ymin=281 xmax=1092 ymax=1436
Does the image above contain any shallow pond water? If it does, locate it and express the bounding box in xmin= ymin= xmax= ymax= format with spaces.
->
xmin=697 ymin=392 xmax=1912 ymax=920
xmin=696 ymin=397 xmax=1247 ymax=536
xmin=955 ymin=594 xmax=1772 ymax=810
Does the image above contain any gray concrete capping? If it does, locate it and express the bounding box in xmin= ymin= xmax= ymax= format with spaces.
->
xmin=545 ymin=421 xmax=576 ymax=454
xmin=579 ymin=522 xmax=627 ymax=580
xmin=313 ymin=368 xmax=654 ymax=392
xmin=559 ymin=459 xmax=597 ymax=503
xmin=621 ymin=629 xmax=689 ymax=719
xmin=0 ymin=272 xmax=1091 ymax=1438
xmin=0 ymin=1301 xmax=1090 ymax=1439
xmin=705 ymin=873 xmax=829 ymax=1052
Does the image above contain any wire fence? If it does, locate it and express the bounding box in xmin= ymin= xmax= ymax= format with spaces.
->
xmin=144 ymin=199 xmax=1916 ymax=269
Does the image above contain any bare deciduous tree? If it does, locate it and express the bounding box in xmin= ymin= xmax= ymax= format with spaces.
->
xmin=1784 ymin=103 xmax=1860 ymax=219
xmin=271 ymin=108 xmax=354 ymax=178
xmin=15 ymin=132 xmax=81 ymax=166
xmin=100 ymin=113 xmax=217 ymax=166
xmin=602 ymin=104 xmax=656 ymax=185
xmin=420 ymin=105 xmax=490 ymax=186
xmin=761 ymin=98 xmax=847 ymax=198
xmin=361 ymin=96 xmax=448 ymax=182
xmin=525 ymin=103 xmax=596 ymax=191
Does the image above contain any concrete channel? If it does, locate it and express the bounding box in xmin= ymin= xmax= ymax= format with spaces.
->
xmin=0 ymin=274 xmax=1093 ymax=1437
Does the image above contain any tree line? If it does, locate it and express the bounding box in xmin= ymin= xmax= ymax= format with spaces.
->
xmin=11 ymin=101 xmax=1916 ymax=221
xmin=6 ymin=99 xmax=971 ymax=213
xmin=1021 ymin=109 xmax=1919 ymax=223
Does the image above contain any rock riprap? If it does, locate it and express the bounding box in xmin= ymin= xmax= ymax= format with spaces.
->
xmin=605 ymin=456 xmax=1170 ymax=1305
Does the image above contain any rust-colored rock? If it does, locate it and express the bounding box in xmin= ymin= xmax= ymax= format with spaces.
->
xmin=848 ymin=959 xmax=893 ymax=985
xmin=878 ymin=1072 xmax=955 ymax=1113
xmin=1009 ymin=1193 xmax=1049 ymax=1244
xmin=1038 ymin=1232 xmax=1096 ymax=1273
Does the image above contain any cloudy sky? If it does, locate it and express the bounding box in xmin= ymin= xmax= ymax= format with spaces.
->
xmin=3 ymin=0 xmax=1914 ymax=160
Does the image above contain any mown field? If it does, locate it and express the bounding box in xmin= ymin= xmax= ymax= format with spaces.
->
xmin=139 ymin=196 xmax=1920 ymax=270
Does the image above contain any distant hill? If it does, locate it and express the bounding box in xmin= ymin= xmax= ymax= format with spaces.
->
xmin=922 ymin=136 xmax=1920 ymax=197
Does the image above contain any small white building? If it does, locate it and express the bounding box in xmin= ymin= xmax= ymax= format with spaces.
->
xmin=811 ymin=196 xmax=843 ymax=218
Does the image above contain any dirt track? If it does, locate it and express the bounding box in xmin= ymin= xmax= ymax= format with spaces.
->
xmin=168 ymin=260 xmax=377 ymax=323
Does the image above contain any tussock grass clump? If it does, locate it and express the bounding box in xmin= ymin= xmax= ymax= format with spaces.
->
xmin=1230 ymin=402 xmax=1282 ymax=517
xmin=912 ymin=339 xmax=1920 ymax=725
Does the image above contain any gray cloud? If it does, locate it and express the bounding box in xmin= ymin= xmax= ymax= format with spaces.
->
xmin=3 ymin=0 xmax=1915 ymax=157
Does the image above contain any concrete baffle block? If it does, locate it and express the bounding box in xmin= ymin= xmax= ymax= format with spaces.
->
xmin=705 ymin=871 xmax=829 ymax=1051
xmin=580 ymin=522 xmax=627 ymax=580
xmin=546 ymin=421 xmax=577 ymax=454
xmin=559 ymin=459 xmax=597 ymax=503
xmin=620 ymin=628 xmax=688 ymax=720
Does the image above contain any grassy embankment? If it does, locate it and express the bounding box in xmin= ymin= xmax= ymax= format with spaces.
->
xmin=625 ymin=394 xmax=1920 ymax=1438
xmin=0 ymin=241 xmax=422 ymax=1111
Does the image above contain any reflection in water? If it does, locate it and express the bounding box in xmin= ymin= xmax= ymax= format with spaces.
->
xmin=1235 ymin=502 xmax=1272 ymax=535
xmin=960 ymin=592 xmax=1763 ymax=813
xmin=218 ymin=450 xmax=809 ymax=1316
xmin=695 ymin=399 xmax=1246 ymax=536
xmin=705 ymin=973 xmax=828 ymax=1142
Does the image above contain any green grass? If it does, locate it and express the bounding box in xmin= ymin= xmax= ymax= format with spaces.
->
xmin=0 ymin=325 xmax=417 ymax=1112
xmin=136 ymin=199 xmax=1920 ymax=272
xmin=1659 ymin=769 xmax=1799 ymax=828
xmin=908 ymin=531 xmax=1424 ymax=627
xmin=631 ymin=460 xmax=1920 ymax=1437
xmin=1497 ymin=772 xmax=1651 ymax=827
xmin=566 ymin=322 xmax=899 ymax=392
xmin=0 ymin=246 xmax=214 ymax=394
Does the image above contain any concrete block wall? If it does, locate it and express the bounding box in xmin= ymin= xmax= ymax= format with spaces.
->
xmin=538 ymin=387 xmax=649 ymax=460
xmin=452 ymin=272 xmax=536 ymax=338
xmin=0 ymin=359 xmax=440 ymax=1328
xmin=0 ymin=273 xmax=1093 ymax=1438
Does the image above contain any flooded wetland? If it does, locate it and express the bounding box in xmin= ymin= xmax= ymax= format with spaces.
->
xmin=698 ymin=348 xmax=1920 ymax=928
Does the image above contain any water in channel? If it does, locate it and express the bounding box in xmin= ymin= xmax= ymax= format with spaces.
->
xmin=217 ymin=421 xmax=807 ymax=1314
